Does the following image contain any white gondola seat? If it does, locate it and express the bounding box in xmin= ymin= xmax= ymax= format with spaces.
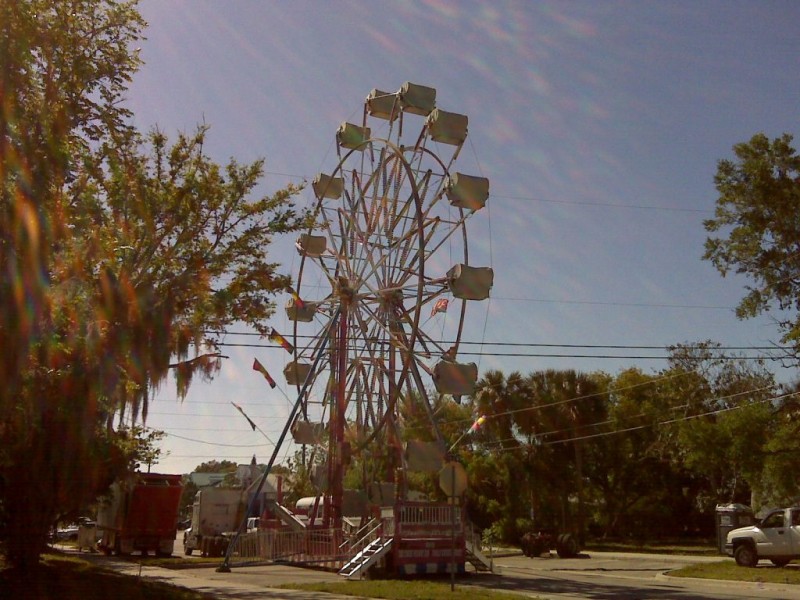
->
xmin=337 ymin=122 xmax=371 ymax=150
xmin=311 ymin=463 xmax=327 ymax=489
xmin=433 ymin=360 xmax=478 ymax=396
xmin=366 ymin=89 xmax=399 ymax=121
xmin=447 ymin=264 xmax=494 ymax=300
xmin=291 ymin=419 xmax=323 ymax=445
xmin=405 ymin=440 xmax=445 ymax=472
xmin=368 ymin=482 xmax=395 ymax=505
xmin=426 ymin=108 xmax=468 ymax=146
xmin=399 ymin=81 xmax=436 ymax=116
xmin=445 ymin=172 xmax=489 ymax=211
xmin=284 ymin=360 xmax=312 ymax=386
xmin=285 ymin=297 xmax=317 ymax=322
xmin=312 ymin=173 xmax=343 ymax=200
xmin=296 ymin=234 xmax=327 ymax=258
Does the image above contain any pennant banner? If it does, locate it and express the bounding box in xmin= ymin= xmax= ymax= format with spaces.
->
xmin=470 ymin=415 xmax=486 ymax=432
xmin=269 ymin=327 xmax=294 ymax=354
xmin=430 ymin=298 xmax=449 ymax=317
xmin=232 ymin=402 xmax=257 ymax=431
xmin=287 ymin=286 xmax=306 ymax=310
xmin=252 ymin=358 xmax=277 ymax=388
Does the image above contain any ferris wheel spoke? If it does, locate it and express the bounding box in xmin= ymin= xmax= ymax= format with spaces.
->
xmin=337 ymin=210 xmax=422 ymax=300
xmin=355 ymin=165 xmax=417 ymax=283
xmin=397 ymin=217 xmax=441 ymax=279
xmin=337 ymin=207 xmax=386 ymax=290
xmin=403 ymin=358 xmax=447 ymax=449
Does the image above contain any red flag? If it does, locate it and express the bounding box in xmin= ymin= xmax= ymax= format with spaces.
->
xmin=232 ymin=402 xmax=257 ymax=431
xmin=288 ymin=286 xmax=306 ymax=310
xmin=252 ymin=358 xmax=277 ymax=388
xmin=431 ymin=298 xmax=449 ymax=317
xmin=269 ymin=328 xmax=294 ymax=354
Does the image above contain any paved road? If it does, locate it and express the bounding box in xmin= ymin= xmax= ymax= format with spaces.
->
xmin=65 ymin=543 xmax=800 ymax=600
xmin=481 ymin=552 xmax=800 ymax=600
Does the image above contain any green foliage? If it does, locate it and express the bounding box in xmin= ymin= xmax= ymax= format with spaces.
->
xmin=0 ymin=0 xmax=146 ymax=571
xmin=192 ymin=460 xmax=238 ymax=473
xmin=177 ymin=478 xmax=198 ymax=518
xmin=469 ymin=369 xmax=604 ymax=543
xmin=670 ymin=560 xmax=800 ymax=584
xmin=703 ymin=132 xmax=800 ymax=359
xmin=115 ymin=426 xmax=167 ymax=472
xmin=282 ymin=451 xmax=322 ymax=507
xmin=0 ymin=1 xmax=309 ymax=571
xmin=460 ymin=353 xmax=798 ymax=544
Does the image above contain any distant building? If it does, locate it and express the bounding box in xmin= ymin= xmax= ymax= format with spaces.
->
xmin=236 ymin=455 xmax=261 ymax=488
xmin=188 ymin=472 xmax=229 ymax=488
xmin=189 ymin=456 xmax=263 ymax=489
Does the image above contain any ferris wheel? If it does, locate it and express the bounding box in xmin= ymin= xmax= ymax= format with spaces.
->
xmin=285 ymin=83 xmax=492 ymax=523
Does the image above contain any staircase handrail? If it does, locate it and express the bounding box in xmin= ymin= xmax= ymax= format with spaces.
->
xmin=342 ymin=517 xmax=384 ymax=556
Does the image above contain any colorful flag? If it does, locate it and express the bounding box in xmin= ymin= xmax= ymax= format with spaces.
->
xmin=431 ymin=298 xmax=449 ymax=317
xmin=252 ymin=358 xmax=277 ymax=389
xmin=269 ymin=327 xmax=294 ymax=354
xmin=232 ymin=402 xmax=257 ymax=431
xmin=287 ymin=286 xmax=306 ymax=310
xmin=470 ymin=415 xmax=486 ymax=432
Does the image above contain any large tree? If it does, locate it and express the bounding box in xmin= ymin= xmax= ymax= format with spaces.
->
xmin=0 ymin=1 xmax=308 ymax=570
xmin=664 ymin=342 xmax=785 ymax=512
xmin=584 ymin=369 xmax=677 ymax=538
xmin=1 ymin=0 xmax=145 ymax=570
xmin=0 ymin=0 xmax=143 ymax=408
xmin=471 ymin=369 xmax=605 ymax=543
xmin=703 ymin=133 xmax=800 ymax=364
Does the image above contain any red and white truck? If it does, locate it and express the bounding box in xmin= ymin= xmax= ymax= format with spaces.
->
xmin=96 ymin=472 xmax=183 ymax=556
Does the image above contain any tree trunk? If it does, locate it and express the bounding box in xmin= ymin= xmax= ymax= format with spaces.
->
xmin=574 ymin=439 xmax=585 ymax=545
xmin=3 ymin=463 xmax=53 ymax=572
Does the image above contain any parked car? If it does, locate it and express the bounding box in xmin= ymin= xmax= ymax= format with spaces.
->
xmin=520 ymin=528 xmax=579 ymax=558
xmin=56 ymin=524 xmax=80 ymax=541
xmin=246 ymin=517 xmax=260 ymax=533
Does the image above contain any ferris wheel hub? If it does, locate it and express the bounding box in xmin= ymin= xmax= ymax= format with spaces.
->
xmin=335 ymin=276 xmax=356 ymax=306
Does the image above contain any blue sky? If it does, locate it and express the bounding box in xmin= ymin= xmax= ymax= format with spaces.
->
xmin=125 ymin=0 xmax=800 ymax=475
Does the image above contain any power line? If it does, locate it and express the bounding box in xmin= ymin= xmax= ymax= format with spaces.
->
xmin=210 ymin=341 xmax=784 ymax=361
xmin=264 ymin=169 xmax=710 ymax=214
xmin=482 ymin=389 xmax=800 ymax=452
xmin=490 ymin=193 xmax=712 ymax=214
xmin=492 ymin=296 xmax=733 ymax=310
xmin=149 ymin=375 xmax=794 ymax=453
xmin=207 ymin=330 xmax=790 ymax=353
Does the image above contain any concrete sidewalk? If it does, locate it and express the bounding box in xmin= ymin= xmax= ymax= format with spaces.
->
xmin=59 ymin=546 xmax=356 ymax=599
xmin=102 ymin=561 xmax=350 ymax=600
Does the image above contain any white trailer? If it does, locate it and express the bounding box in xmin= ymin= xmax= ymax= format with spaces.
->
xmin=183 ymin=488 xmax=245 ymax=557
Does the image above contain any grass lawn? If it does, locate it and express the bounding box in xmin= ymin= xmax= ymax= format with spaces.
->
xmin=0 ymin=553 xmax=212 ymax=600
xmin=583 ymin=539 xmax=719 ymax=556
xmin=669 ymin=560 xmax=800 ymax=584
xmin=281 ymin=579 xmax=546 ymax=600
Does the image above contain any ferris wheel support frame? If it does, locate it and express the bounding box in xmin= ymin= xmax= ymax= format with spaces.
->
xmin=320 ymin=139 xmax=430 ymax=527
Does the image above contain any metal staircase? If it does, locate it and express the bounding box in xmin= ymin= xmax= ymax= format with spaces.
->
xmin=338 ymin=537 xmax=393 ymax=579
xmin=464 ymin=538 xmax=493 ymax=572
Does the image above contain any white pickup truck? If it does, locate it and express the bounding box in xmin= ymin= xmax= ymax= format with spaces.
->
xmin=725 ymin=507 xmax=800 ymax=567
